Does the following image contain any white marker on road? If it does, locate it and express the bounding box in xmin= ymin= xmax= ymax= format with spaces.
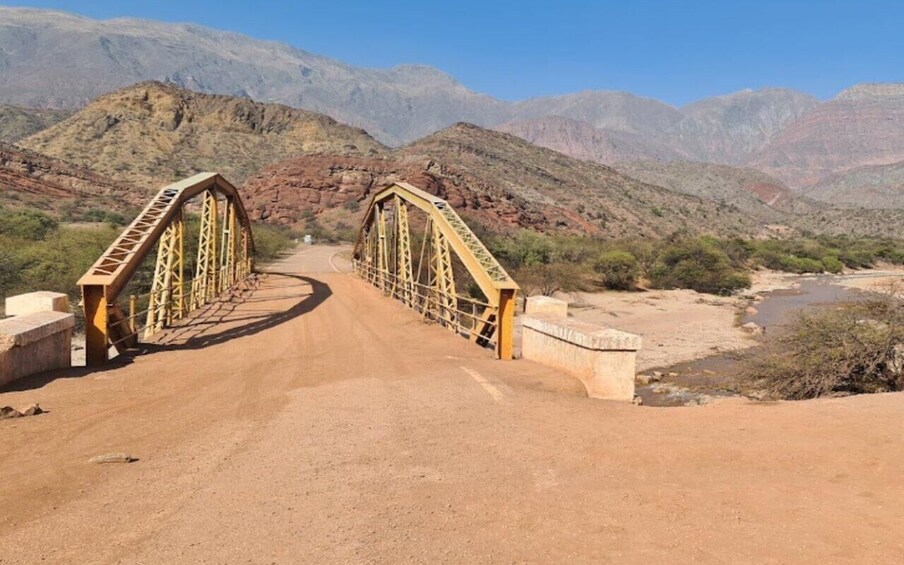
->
xmin=461 ymin=366 xmax=506 ymax=403
xmin=328 ymin=252 xmax=342 ymax=273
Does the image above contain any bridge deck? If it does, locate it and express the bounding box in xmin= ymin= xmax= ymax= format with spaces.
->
xmin=1 ymin=246 xmax=904 ymax=563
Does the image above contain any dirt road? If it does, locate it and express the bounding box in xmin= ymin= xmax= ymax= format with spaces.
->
xmin=2 ymin=246 xmax=903 ymax=563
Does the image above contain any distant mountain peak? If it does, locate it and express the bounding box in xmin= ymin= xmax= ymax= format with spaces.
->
xmin=835 ymin=83 xmax=904 ymax=101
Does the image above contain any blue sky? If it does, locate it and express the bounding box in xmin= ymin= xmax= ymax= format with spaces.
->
xmin=9 ymin=0 xmax=904 ymax=105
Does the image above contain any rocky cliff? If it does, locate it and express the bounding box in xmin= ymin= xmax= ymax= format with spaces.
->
xmin=19 ymin=81 xmax=388 ymax=189
xmin=0 ymin=142 xmax=139 ymax=215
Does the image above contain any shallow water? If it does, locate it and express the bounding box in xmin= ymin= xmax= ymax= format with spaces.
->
xmin=638 ymin=274 xmax=864 ymax=407
xmin=744 ymin=276 xmax=861 ymax=329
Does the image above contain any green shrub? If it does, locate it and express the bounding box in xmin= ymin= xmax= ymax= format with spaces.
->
xmin=490 ymin=230 xmax=554 ymax=267
xmin=783 ymin=256 xmax=824 ymax=274
xmin=651 ymin=238 xmax=751 ymax=295
xmin=9 ymin=225 xmax=120 ymax=301
xmin=594 ymin=250 xmax=640 ymax=290
xmin=252 ymin=223 xmax=297 ymax=262
xmin=820 ymin=255 xmax=844 ymax=274
xmin=513 ymin=262 xmax=591 ymax=296
xmin=0 ymin=208 xmax=58 ymax=240
xmin=838 ymin=248 xmax=875 ymax=269
xmin=0 ymin=245 xmax=24 ymax=300
xmin=618 ymin=239 xmax=657 ymax=277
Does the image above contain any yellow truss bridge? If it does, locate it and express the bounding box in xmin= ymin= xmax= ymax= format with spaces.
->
xmin=352 ymin=182 xmax=518 ymax=360
xmin=79 ymin=176 xmax=518 ymax=364
xmin=79 ymin=173 xmax=254 ymax=366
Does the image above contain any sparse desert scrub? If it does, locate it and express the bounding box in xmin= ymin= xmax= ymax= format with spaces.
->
xmin=650 ymin=237 xmax=751 ymax=295
xmin=741 ymin=287 xmax=904 ymax=399
xmin=487 ymin=230 xmax=904 ymax=297
xmin=594 ymin=250 xmax=641 ymax=290
xmin=0 ymin=206 xmax=297 ymax=311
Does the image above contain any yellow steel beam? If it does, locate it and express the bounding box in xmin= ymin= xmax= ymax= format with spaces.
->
xmin=172 ymin=218 xmax=185 ymax=322
xmin=395 ymin=196 xmax=413 ymax=306
xmin=146 ymin=218 xmax=182 ymax=337
xmin=192 ymin=190 xmax=218 ymax=309
xmin=82 ymin=285 xmax=108 ymax=366
xmin=376 ymin=203 xmax=388 ymax=292
xmin=354 ymin=182 xmax=517 ymax=306
xmin=79 ymin=173 xmax=256 ymax=366
xmin=353 ymin=181 xmax=519 ymax=360
xmin=431 ymin=220 xmax=457 ymax=331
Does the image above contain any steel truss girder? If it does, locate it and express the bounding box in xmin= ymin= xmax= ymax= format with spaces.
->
xmin=192 ymin=190 xmax=219 ymax=309
xmin=146 ymin=216 xmax=184 ymax=338
xmin=79 ymin=173 xmax=256 ymax=366
xmin=431 ymin=220 xmax=457 ymax=330
xmin=352 ymin=182 xmax=519 ymax=360
xmin=394 ymin=196 xmax=414 ymax=306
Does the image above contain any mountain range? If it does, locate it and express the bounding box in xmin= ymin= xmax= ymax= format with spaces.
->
xmin=1 ymin=7 xmax=903 ymax=231
xmin=2 ymin=7 xmax=904 ymax=209
xmin=5 ymin=80 xmax=898 ymax=242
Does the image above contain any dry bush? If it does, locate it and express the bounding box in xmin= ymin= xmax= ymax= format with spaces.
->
xmin=514 ymin=262 xmax=594 ymax=297
xmin=742 ymin=289 xmax=904 ymax=399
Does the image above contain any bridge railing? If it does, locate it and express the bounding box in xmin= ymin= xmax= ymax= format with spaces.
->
xmin=352 ymin=182 xmax=519 ymax=360
xmin=78 ymin=173 xmax=254 ymax=366
xmin=353 ymin=260 xmax=500 ymax=348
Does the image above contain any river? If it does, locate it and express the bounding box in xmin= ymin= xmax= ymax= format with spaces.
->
xmin=636 ymin=274 xmax=869 ymax=407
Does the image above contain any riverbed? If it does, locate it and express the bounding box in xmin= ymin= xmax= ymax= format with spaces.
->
xmin=637 ymin=271 xmax=902 ymax=406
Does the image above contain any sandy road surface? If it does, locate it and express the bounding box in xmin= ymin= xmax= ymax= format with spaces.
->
xmin=2 ymin=246 xmax=904 ymax=564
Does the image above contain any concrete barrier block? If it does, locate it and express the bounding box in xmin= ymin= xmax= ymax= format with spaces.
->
xmin=522 ymin=315 xmax=641 ymax=402
xmin=0 ymin=312 xmax=75 ymax=350
xmin=5 ymin=291 xmax=70 ymax=317
xmin=525 ymin=296 xmax=569 ymax=319
xmin=0 ymin=311 xmax=74 ymax=387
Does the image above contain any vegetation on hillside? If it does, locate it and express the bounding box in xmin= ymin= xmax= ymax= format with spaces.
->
xmin=0 ymin=207 xmax=296 ymax=315
xmin=484 ymin=229 xmax=904 ymax=296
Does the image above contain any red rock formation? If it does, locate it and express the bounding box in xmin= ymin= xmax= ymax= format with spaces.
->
xmin=0 ymin=142 xmax=141 ymax=212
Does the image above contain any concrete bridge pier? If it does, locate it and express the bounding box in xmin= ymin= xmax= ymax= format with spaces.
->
xmin=521 ymin=296 xmax=641 ymax=402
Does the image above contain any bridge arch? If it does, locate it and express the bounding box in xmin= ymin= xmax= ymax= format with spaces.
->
xmin=79 ymin=173 xmax=255 ymax=366
xmin=353 ymin=182 xmax=519 ymax=360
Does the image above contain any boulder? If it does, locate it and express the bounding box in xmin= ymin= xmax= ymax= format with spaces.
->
xmin=742 ymin=322 xmax=763 ymax=335
xmin=89 ymin=453 xmax=135 ymax=464
xmin=19 ymin=403 xmax=42 ymax=417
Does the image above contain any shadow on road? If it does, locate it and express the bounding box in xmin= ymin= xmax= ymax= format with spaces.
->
xmin=0 ymin=274 xmax=331 ymax=393
xmin=146 ymin=273 xmax=332 ymax=352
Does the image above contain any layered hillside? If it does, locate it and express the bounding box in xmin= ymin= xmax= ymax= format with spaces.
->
xmin=613 ymin=161 xmax=819 ymax=218
xmin=510 ymin=91 xmax=684 ymax=136
xmin=495 ymin=116 xmax=688 ymax=164
xmin=675 ymin=89 xmax=820 ymax=164
xmin=19 ymin=81 xmax=388 ymax=189
xmin=0 ymin=105 xmax=72 ymax=143
xmin=803 ymin=161 xmax=904 ymax=209
xmin=0 ymin=142 xmax=139 ymax=216
xmin=496 ymin=90 xmax=820 ymax=166
xmin=750 ymin=84 xmax=904 ymax=188
xmin=243 ymin=123 xmax=763 ymax=238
